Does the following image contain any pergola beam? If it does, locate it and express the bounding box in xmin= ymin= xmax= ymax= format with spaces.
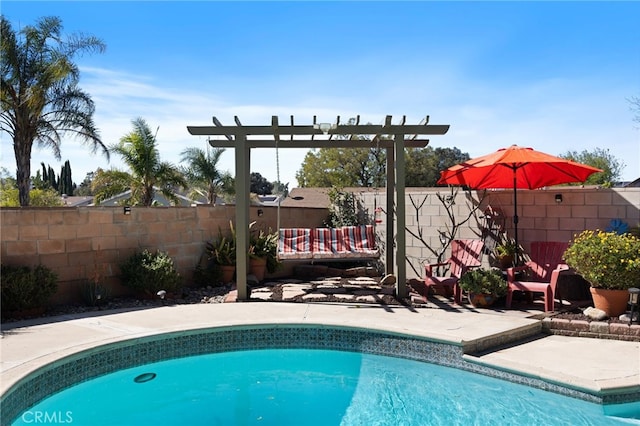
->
xmin=203 ymin=139 xmax=432 ymax=149
xmin=187 ymin=124 xmax=449 ymax=137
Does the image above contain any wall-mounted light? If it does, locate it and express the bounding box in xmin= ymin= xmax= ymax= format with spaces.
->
xmin=554 ymin=194 xmax=563 ymax=204
xmin=257 ymin=209 xmax=264 ymax=217
xmin=123 ymin=206 xmax=131 ymax=215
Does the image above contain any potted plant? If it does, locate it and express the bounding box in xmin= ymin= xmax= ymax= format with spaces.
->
xmin=248 ymin=221 xmax=280 ymax=282
xmin=458 ymin=268 xmax=507 ymax=308
xmin=563 ymin=230 xmax=640 ymax=317
xmin=206 ymin=222 xmax=237 ymax=284
xmin=494 ymin=239 xmax=518 ymax=269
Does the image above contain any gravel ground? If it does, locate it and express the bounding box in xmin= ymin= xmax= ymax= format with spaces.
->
xmin=1 ymin=285 xmax=231 ymax=324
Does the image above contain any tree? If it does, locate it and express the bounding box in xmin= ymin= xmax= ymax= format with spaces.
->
xmin=59 ymin=160 xmax=74 ymax=196
xmin=0 ymin=16 xmax=108 ymax=206
xmin=560 ymin=148 xmax=624 ymax=187
xmin=406 ymin=146 xmax=470 ymax=187
xmin=296 ymin=117 xmax=386 ymax=188
xmin=272 ymin=181 xmax=289 ymax=197
xmin=250 ymin=172 xmax=273 ymax=195
xmin=74 ymin=171 xmax=95 ymax=196
xmin=0 ymin=166 xmax=63 ymax=207
xmin=296 ymin=147 xmax=385 ymax=188
xmin=180 ymin=146 xmax=233 ymax=204
xmin=91 ymin=118 xmax=187 ymax=206
xmin=296 ymin=145 xmax=470 ymax=188
xmin=41 ymin=163 xmax=55 ymax=190
xmin=35 ymin=160 xmax=75 ymax=195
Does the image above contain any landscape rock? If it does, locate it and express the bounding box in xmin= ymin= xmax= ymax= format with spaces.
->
xmin=619 ymin=312 xmax=639 ymax=323
xmin=584 ymin=307 xmax=608 ymax=321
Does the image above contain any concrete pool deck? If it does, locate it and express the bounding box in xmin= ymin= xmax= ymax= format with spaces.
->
xmin=1 ymin=302 xmax=639 ymax=402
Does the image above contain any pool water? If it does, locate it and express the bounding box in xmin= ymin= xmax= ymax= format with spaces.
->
xmin=14 ymin=349 xmax=638 ymax=425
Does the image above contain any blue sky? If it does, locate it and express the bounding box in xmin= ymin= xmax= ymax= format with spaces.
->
xmin=1 ymin=1 xmax=639 ymax=187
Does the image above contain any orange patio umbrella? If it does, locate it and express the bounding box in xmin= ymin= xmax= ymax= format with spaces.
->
xmin=437 ymin=145 xmax=602 ymax=264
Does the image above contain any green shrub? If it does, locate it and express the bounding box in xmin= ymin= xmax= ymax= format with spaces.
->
xmin=458 ymin=268 xmax=507 ymax=296
xmin=120 ymin=250 xmax=181 ymax=296
xmin=1 ymin=264 xmax=58 ymax=312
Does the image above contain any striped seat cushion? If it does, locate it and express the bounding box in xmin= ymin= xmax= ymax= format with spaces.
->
xmin=313 ymin=228 xmax=347 ymax=257
xmin=278 ymin=228 xmax=312 ymax=259
xmin=342 ymin=225 xmax=377 ymax=252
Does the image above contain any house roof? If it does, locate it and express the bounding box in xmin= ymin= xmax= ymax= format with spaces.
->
xmin=91 ymin=188 xmax=202 ymax=206
xmin=280 ymin=187 xmax=386 ymax=209
xmin=280 ymin=188 xmax=331 ymax=208
xmin=61 ymin=195 xmax=93 ymax=207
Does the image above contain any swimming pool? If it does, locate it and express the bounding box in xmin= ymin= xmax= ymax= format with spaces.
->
xmin=11 ymin=348 xmax=639 ymax=425
xmin=2 ymin=325 xmax=639 ymax=424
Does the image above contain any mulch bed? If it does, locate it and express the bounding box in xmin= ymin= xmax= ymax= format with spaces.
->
xmin=1 ymin=285 xmax=231 ymax=324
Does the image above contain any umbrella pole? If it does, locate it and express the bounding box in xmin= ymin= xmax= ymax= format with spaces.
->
xmin=512 ymin=170 xmax=519 ymax=266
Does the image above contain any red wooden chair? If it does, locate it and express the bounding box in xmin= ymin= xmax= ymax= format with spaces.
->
xmin=424 ymin=239 xmax=484 ymax=304
xmin=506 ymin=241 xmax=570 ymax=312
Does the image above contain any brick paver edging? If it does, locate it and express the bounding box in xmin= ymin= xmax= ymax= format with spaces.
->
xmin=543 ymin=318 xmax=640 ymax=342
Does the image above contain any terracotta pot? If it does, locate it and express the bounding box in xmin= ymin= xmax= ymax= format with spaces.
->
xmin=468 ymin=292 xmax=496 ymax=308
xmin=249 ymin=257 xmax=267 ymax=282
xmin=498 ymin=255 xmax=514 ymax=270
xmin=590 ymin=287 xmax=629 ymax=317
xmin=220 ymin=265 xmax=235 ymax=284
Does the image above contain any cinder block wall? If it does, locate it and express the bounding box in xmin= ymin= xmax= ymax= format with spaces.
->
xmin=1 ymin=187 xmax=638 ymax=303
xmin=358 ymin=187 xmax=640 ymax=279
xmin=0 ymin=205 xmax=328 ymax=305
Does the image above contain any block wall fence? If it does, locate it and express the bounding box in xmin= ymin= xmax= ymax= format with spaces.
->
xmin=355 ymin=187 xmax=639 ymax=279
xmin=1 ymin=187 xmax=638 ymax=305
xmin=0 ymin=205 xmax=328 ymax=305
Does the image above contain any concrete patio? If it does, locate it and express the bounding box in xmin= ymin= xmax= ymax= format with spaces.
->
xmin=1 ymin=299 xmax=639 ymax=408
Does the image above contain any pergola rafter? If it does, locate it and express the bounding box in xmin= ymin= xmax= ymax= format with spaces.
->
xmin=187 ymin=115 xmax=450 ymax=301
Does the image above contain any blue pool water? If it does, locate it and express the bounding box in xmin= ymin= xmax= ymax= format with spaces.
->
xmin=13 ymin=349 xmax=639 ymax=425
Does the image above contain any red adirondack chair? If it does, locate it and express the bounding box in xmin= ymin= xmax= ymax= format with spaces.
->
xmin=424 ymin=239 xmax=484 ymax=304
xmin=506 ymin=241 xmax=570 ymax=312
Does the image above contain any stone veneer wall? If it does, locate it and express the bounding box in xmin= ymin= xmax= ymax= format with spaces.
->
xmin=0 ymin=205 xmax=328 ymax=305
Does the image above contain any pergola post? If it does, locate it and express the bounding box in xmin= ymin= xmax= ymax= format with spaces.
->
xmin=234 ymin=134 xmax=250 ymax=300
xmin=394 ymin=133 xmax=407 ymax=298
xmin=385 ymin=146 xmax=395 ymax=275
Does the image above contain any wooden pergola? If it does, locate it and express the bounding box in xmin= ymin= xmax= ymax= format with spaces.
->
xmin=187 ymin=115 xmax=450 ymax=301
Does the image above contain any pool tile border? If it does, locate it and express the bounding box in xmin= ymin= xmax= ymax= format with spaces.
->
xmin=2 ymin=324 xmax=638 ymax=425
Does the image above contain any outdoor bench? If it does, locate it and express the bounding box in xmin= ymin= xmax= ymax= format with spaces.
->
xmin=278 ymin=225 xmax=380 ymax=261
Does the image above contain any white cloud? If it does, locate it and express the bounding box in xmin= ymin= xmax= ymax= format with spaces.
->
xmin=4 ymin=65 xmax=638 ymax=189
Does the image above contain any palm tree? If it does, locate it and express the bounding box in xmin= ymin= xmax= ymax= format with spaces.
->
xmin=180 ymin=146 xmax=233 ymax=204
xmin=0 ymin=16 xmax=108 ymax=206
xmin=92 ymin=118 xmax=187 ymax=206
